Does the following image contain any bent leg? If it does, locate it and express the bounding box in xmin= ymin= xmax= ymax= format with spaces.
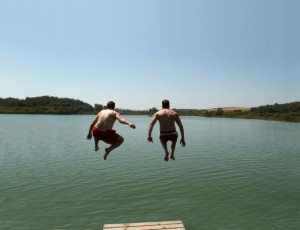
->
xmin=159 ymin=137 xmax=169 ymax=161
xmin=170 ymin=141 xmax=177 ymax=160
xmin=104 ymin=135 xmax=124 ymax=160
xmin=94 ymin=138 xmax=100 ymax=151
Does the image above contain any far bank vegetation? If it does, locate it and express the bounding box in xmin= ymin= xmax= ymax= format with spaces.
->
xmin=0 ymin=96 xmax=299 ymax=122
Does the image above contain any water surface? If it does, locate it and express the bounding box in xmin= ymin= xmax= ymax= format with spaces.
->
xmin=0 ymin=115 xmax=299 ymax=229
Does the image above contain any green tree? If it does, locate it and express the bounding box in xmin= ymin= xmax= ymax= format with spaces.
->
xmin=215 ymin=108 xmax=224 ymax=116
xmin=94 ymin=104 xmax=103 ymax=112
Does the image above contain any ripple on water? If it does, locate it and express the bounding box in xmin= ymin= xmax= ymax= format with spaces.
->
xmin=1 ymin=115 xmax=300 ymax=229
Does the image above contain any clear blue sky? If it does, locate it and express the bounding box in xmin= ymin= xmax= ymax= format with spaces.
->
xmin=1 ymin=0 xmax=299 ymax=110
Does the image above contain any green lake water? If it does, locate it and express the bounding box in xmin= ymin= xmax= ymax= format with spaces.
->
xmin=0 ymin=114 xmax=299 ymax=229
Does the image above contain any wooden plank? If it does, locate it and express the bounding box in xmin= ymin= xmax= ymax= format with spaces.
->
xmin=104 ymin=225 xmax=184 ymax=230
xmin=104 ymin=220 xmax=183 ymax=227
xmin=103 ymin=227 xmax=184 ymax=229
xmin=103 ymin=220 xmax=185 ymax=230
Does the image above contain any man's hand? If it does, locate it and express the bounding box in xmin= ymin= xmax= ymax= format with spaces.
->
xmin=180 ymin=139 xmax=186 ymax=147
xmin=87 ymin=133 xmax=92 ymax=140
xmin=148 ymin=136 xmax=153 ymax=143
xmin=129 ymin=123 xmax=136 ymax=129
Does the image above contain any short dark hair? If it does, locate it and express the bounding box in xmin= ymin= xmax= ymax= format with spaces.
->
xmin=107 ymin=101 xmax=115 ymax=109
xmin=162 ymin=99 xmax=170 ymax=109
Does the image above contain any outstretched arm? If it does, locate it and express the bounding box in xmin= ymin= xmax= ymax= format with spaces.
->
xmin=148 ymin=114 xmax=158 ymax=143
xmin=87 ymin=115 xmax=98 ymax=140
xmin=116 ymin=113 xmax=136 ymax=129
xmin=175 ymin=114 xmax=186 ymax=147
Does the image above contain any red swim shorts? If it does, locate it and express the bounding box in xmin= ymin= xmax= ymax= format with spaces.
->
xmin=93 ymin=127 xmax=119 ymax=144
xmin=160 ymin=130 xmax=178 ymax=142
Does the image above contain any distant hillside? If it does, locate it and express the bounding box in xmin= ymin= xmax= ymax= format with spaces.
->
xmin=0 ymin=96 xmax=299 ymax=122
xmin=202 ymin=102 xmax=300 ymax=122
xmin=250 ymin=102 xmax=300 ymax=114
xmin=206 ymin=107 xmax=251 ymax=112
xmin=0 ymin=96 xmax=94 ymax=114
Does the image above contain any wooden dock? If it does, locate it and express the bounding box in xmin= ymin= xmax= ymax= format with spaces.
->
xmin=103 ymin=220 xmax=185 ymax=230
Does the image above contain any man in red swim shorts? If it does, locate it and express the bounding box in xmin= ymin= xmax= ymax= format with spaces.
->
xmin=87 ymin=101 xmax=136 ymax=160
xmin=148 ymin=100 xmax=186 ymax=161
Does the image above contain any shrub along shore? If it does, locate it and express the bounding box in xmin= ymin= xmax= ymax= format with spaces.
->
xmin=0 ymin=96 xmax=299 ymax=122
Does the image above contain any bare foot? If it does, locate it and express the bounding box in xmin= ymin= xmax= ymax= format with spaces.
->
xmin=171 ymin=154 xmax=175 ymax=160
xmin=104 ymin=148 xmax=110 ymax=160
xmin=164 ymin=153 xmax=169 ymax=161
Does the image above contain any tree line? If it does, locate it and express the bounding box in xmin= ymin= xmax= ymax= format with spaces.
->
xmin=203 ymin=102 xmax=300 ymax=122
xmin=0 ymin=96 xmax=94 ymax=114
xmin=0 ymin=96 xmax=157 ymax=115
xmin=250 ymin=102 xmax=300 ymax=114
xmin=0 ymin=96 xmax=299 ymax=122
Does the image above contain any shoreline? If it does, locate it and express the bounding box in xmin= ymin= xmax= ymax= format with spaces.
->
xmin=1 ymin=111 xmax=299 ymax=123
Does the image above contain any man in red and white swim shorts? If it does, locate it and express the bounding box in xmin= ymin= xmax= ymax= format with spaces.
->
xmin=92 ymin=128 xmax=120 ymax=145
xmin=87 ymin=101 xmax=136 ymax=160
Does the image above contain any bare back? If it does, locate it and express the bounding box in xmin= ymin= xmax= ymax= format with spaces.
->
xmin=148 ymin=105 xmax=185 ymax=148
xmin=155 ymin=109 xmax=178 ymax=131
xmin=95 ymin=109 xmax=118 ymax=131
